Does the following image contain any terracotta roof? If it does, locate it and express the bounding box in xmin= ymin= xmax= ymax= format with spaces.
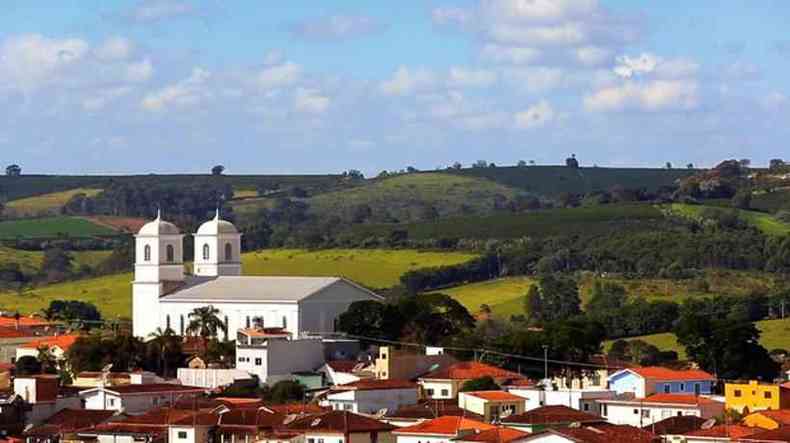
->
xmin=455 ymin=427 xmax=529 ymax=443
xmin=326 ymin=360 xmax=364 ymax=373
xmin=748 ymin=409 xmax=790 ymax=425
xmin=217 ymin=408 xmax=283 ymax=429
xmin=685 ymin=424 xmax=759 ymax=439
xmin=740 ymin=427 xmax=790 ymax=442
xmin=83 ymin=384 xmax=206 ymax=395
xmin=19 ymin=335 xmax=79 ymax=351
xmin=333 ymin=379 xmax=416 ymax=391
xmin=24 ymin=409 xmax=117 ymax=436
xmin=0 ymin=317 xmax=52 ymax=328
xmin=421 ymin=361 xmax=522 ymax=381
xmin=386 ymin=400 xmax=484 ymax=421
xmin=504 ymin=378 xmax=536 ymax=388
xmin=281 ymin=411 xmax=394 ymax=434
xmin=462 ymin=391 xmax=524 ymax=402
xmin=239 ymin=327 xmax=291 ymax=338
xmin=264 ymin=403 xmax=328 ymax=415
xmin=502 ymin=405 xmax=603 ymax=426
xmin=394 ymin=416 xmax=496 ymax=436
xmin=537 ymin=424 xmax=658 ymax=443
xmin=0 ymin=327 xmax=31 ymax=339
xmin=93 ymin=408 xmax=217 ymax=434
xmin=627 ymin=367 xmax=715 ymax=381
xmin=641 ymin=394 xmax=719 ymax=406
xmin=76 ymin=371 xmax=132 ymax=380
xmin=215 ymin=397 xmax=264 ymax=408
xmin=643 ymin=415 xmax=706 ymax=435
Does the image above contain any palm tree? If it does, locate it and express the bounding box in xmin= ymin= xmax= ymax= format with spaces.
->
xmin=37 ymin=346 xmax=57 ymax=374
xmin=186 ymin=306 xmax=227 ymax=356
xmin=148 ymin=327 xmax=178 ymax=377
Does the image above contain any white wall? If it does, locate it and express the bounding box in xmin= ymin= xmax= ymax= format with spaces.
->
xmin=237 ymin=338 xmax=325 ymax=385
xmin=82 ymin=389 xmax=199 ymax=413
xmin=395 ymin=435 xmax=449 ymax=443
xmin=601 ymin=402 xmax=720 ymax=427
xmin=298 ymin=281 xmax=380 ymax=334
xmin=169 ymin=425 xmax=213 ymax=443
xmin=326 ymin=388 xmax=419 ymax=414
xmin=97 ymin=435 xmax=136 ymax=443
xmin=177 ymin=368 xmax=252 ymax=389
xmin=161 ymin=301 xmax=299 ymax=339
xmin=418 ymin=380 xmax=457 ymax=399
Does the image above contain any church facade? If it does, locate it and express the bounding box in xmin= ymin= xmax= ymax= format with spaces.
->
xmin=132 ymin=211 xmax=381 ymax=339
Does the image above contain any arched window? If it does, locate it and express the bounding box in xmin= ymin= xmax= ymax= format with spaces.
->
xmin=225 ymin=243 xmax=232 ymax=261
xmin=180 ymin=315 xmax=185 ymax=336
xmin=224 ymin=316 xmax=229 ymax=340
xmin=282 ymin=316 xmax=287 ymax=329
xmin=202 ymin=244 xmax=210 ymax=260
xmin=166 ymin=244 xmax=175 ymax=263
xmin=246 ymin=316 xmax=251 ymax=329
xmin=166 ymin=315 xmax=171 ymax=330
xmin=143 ymin=245 xmax=151 ymax=262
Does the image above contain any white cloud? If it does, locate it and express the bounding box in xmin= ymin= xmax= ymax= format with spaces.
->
xmin=503 ymin=67 xmax=566 ymax=93
xmin=291 ymin=15 xmax=384 ymax=41
xmin=489 ymin=22 xmax=586 ymax=46
xmin=257 ymin=62 xmax=302 ymax=90
xmin=432 ymin=7 xmax=476 ymax=28
xmin=574 ymin=45 xmax=611 ymax=66
xmin=447 ymin=67 xmax=497 ymax=88
xmin=514 ymin=100 xmax=555 ymax=129
xmin=95 ymin=37 xmax=134 ymax=61
xmin=584 ymin=79 xmax=698 ymax=112
xmin=126 ymin=0 xmax=196 ymax=23
xmin=483 ymin=0 xmax=598 ymax=22
xmin=481 ymin=44 xmax=541 ymax=64
xmin=613 ymin=53 xmax=659 ymax=78
xmin=126 ymin=58 xmax=154 ymax=82
xmin=141 ymin=67 xmax=211 ymax=111
xmin=380 ymin=67 xmax=437 ymax=96
xmin=0 ymin=34 xmax=89 ymax=92
xmin=82 ymin=86 xmax=132 ymax=111
xmin=293 ymin=88 xmax=330 ymax=114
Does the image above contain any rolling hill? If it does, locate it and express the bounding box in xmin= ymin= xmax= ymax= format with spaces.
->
xmin=667 ymin=203 xmax=790 ymax=236
xmin=428 ymin=277 xmax=534 ymax=318
xmin=5 ymin=188 xmax=102 ymax=217
xmin=0 ymin=216 xmax=117 ymax=239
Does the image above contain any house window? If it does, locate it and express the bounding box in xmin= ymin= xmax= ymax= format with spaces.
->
xmin=441 ymin=389 xmax=449 ymax=397
xmin=166 ymin=244 xmax=175 ymax=262
xmin=224 ymin=316 xmax=229 ymax=340
xmin=677 ymin=411 xmax=683 ymax=416
xmin=602 ymin=404 xmax=607 ymax=416
xmin=318 ymin=439 xmax=324 ymax=443
xmin=202 ymin=244 xmax=210 ymax=260
xmin=246 ymin=316 xmax=251 ymax=329
xmin=178 ymin=432 xmax=188 ymax=439
xmin=282 ymin=316 xmax=287 ymax=329
xmin=109 ymin=399 xmax=115 ymax=407
xmin=180 ymin=315 xmax=184 ymax=335
xmin=426 ymin=389 xmax=435 ymax=396
xmin=734 ymin=389 xmax=742 ymax=397
xmin=166 ymin=315 xmax=171 ymax=329
xmin=308 ymin=439 xmax=315 ymax=443
xmin=765 ymin=391 xmax=773 ymax=399
xmin=663 ymin=385 xmax=670 ymax=393
xmin=144 ymin=245 xmax=151 ymax=262
xmin=583 ymin=403 xmax=590 ymax=412
xmin=255 ymin=358 xmax=262 ymax=366
xmin=225 ymin=243 xmax=232 ymax=261
xmin=695 ymin=383 xmax=701 ymax=395
xmin=642 ymin=410 xmax=650 ymax=418
xmin=344 ymin=404 xmax=352 ymax=410
xmin=680 ymin=383 xmax=685 ymax=391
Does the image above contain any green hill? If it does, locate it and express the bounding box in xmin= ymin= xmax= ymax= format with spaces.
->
xmin=0 ymin=248 xmax=478 ymax=317
xmin=667 ymin=203 xmax=790 ymax=236
xmin=428 ymin=277 xmax=534 ymax=318
xmin=0 ymin=247 xmax=112 ymax=275
xmin=5 ymin=188 xmax=103 ymax=217
xmin=451 ymin=166 xmax=696 ymax=196
xmin=0 ymin=217 xmax=117 ymax=239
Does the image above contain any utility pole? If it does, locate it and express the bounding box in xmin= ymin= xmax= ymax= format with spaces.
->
xmin=543 ymin=345 xmax=549 ymax=384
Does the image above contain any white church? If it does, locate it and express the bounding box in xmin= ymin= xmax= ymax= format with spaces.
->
xmin=132 ymin=210 xmax=382 ymax=339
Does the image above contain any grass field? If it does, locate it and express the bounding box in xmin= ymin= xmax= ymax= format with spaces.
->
xmin=668 ymin=203 xmax=790 ymax=236
xmin=5 ymin=188 xmax=102 ymax=216
xmin=0 ymin=216 xmax=117 ymax=239
xmin=354 ymin=203 xmax=666 ymax=240
xmin=451 ymin=166 xmax=697 ymax=196
xmin=751 ymin=189 xmax=790 ymax=213
xmin=0 ymin=248 xmax=478 ymax=317
xmin=0 ymin=247 xmax=113 ymax=274
xmin=605 ymin=318 xmax=790 ymax=360
xmin=428 ymin=277 xmax=534 ymax=318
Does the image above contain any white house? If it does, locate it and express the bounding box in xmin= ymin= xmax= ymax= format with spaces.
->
xmin=15 ymin=335 xmax=80 ymax=365
xmin=177 ymin=368 xmax=253 ymax=389
xmin=519 ymin=424 xmax=658 ymax=442
xmin=499 ymin=405 xmax=605 ymax=434
xmin=607 ymin=367 xmax=715 ymax=398
xmin=235 ymin=327 xmax=325 ymax=385
xmin=417 ymin=361 xmax=524 ymax=400
xmin=318 ymin=360 xmax=373 ymax=386
xmin=86 ymin=408 xmax=218 ymax=443
xmin=132 ymin=211 xmax=382 ymax=339
xmin=280 ymin=410 xmax=396 ymax=443
xmin=505 ymin=380 xmax=615 ymax=415
xmin=79 ymin=384 xmax=206 ymax=413
xmin=598 ymin=393 xmax=725 ymax=427
xmin=322 ymin=379 xmax=418 ymax=414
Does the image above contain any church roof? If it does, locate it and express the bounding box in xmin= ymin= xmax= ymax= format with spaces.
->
xmin=160 ymin=276 xmax=364 ymax=303
xmin=196 ymin=210 xmax=239 ymax=235
xmin=137 ymin=211 xmax=181 ymax=236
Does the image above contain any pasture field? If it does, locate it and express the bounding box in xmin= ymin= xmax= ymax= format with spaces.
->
xmin=451 ymin=166 xmax=697 ymax=196
xmin=0 ymin=247 xmax=113 ymax=274
xmin=0 ymin=248 xmax=478 ymax=317
xmin=428 ymin=277 xmax=534 ymax=318
xmin=5 ymin=188 xmax=102 ymax=216
xmin=0 ymin=216 xmax=117 ymax=239
xmin=668 ymin=203 xmax=790 ymax=236
xmin=354 ymin=203 xmax=666 ymax=240
xmin=751 ymin=190 xmax=790 ymax=213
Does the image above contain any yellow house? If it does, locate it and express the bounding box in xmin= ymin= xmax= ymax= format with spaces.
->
xmin=458 ymin=390 xmax=526 ymax=422
xmin=725 ymin=381 xmax=790 ymax=414
xmin=742 ymin=409 xmax=790 ymax=430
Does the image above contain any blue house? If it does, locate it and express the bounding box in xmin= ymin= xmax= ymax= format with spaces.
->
xmin=607 ymin=367 xmax=715 ymax=398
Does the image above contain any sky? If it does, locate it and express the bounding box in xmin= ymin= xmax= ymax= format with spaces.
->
xmin=1 ymin=0 xmax=789 ymax=175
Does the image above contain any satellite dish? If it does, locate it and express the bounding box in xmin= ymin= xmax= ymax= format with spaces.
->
xmin=102 ymin=363 xmax=113 ymax=373
xmin=376 ymin=408 xmax=388 ymax=417
xmin=569 ymin=422 xmax=581 ymax=428
xmin=701 ymin=418 xmax=716 ymax=430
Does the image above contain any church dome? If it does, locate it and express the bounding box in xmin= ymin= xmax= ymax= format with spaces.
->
xmin=196 ymin=210 xmax=238 ymax=235
xmin=137 ymin=211 xmax=180 ymax=236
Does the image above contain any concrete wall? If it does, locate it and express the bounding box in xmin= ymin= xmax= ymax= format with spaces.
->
xmin=326 ymin=388 xmax=419 ymax=414
xmin=298 ymin=281 xmax=380 ymax=335
xmin=82 ymin=389 xmax=200 ymax=413
xmin=601 ymin=401 xmax=724 ymax=427
xmin=161 ymin=301 xmax=299 ymax=338
xmin=177 ymin=368 xmax=252 ymax=389
xmin=418 ymin=380 xmax=458 ymax=399
xmin=237 ymin=338 xmax=325 ymax=385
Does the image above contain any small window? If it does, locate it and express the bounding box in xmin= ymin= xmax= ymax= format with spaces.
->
xmin=180 ymin=315 xmax=185 ymax=335
xmin=202 ymin=244 xmax=210 ymax=260
xmin=225 ymin=243 xmax=232 ymax=261
xmin=178 ymin=432 xmax=188 ymax=439
xmin=224 ymin=316 xmax=229 ymax=340
xmin=426 ymin=389 xmax=434 ymax=396
xmin=144 ymin=245 xmax=151 ymax=262
xmin=663 ymin=384 xmax=670 ymax=393
xmin=344 ymin=404 xmax=352 ymax=410
xmin=677 ymin=411 xmax=683 ymax=416
xmin=109 ymin=399 xmax=116 ymax=407
xmin=308 ymin=439 xmax=315 ymax=443
xmin=282 ymin=315 xmax=288 ymax=329
xmin=166 ymin=315 xmax=171 ymax=329
xmin=680 ymin=383 xmax=685 ymax=391
xmin=583 ymin=403 xmax=589 ymax=411
xmin=246 ymin=316 xmax=251 ymax=329
xmin=441 ymin=389 xmax=449 ymax=397
xmin=642 ymin=410 xmax=650 ymax=418
xmin=166 ymin=244 xmax=175 ymax=262
xmin=602 ymin=404 xmax=607 ymax=416
xmin=734 ymin=389 xmax=742 ymax=397
xmin=765 ymin=391 xmax=773 ymax=399
xmin=255 ymin=358 xmax=262 ymax=366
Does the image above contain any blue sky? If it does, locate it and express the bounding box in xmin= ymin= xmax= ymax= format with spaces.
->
xmin=1 ymin=0 xmax=789 ymax=175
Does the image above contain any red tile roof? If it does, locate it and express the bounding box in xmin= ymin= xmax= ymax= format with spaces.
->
xmin=463 ymin=391 xmax=524 ymax=402
xmin=642 ymin=394 xmax=720 ymax=406
xmin=93 ymin=408 xmax=216 ymax=435
xmin=544 ymin=424 xmax=658 ymax=443
xmin=326 ymin=360 xmax=364 ymax=373
xmin=386 ymin=400 xmax=484 ymax=421
xmin=502 ymin=405 xmax=603 ymax=426
xmin=504 ymin=378 xmax=536 ymax=388
xmin=239 ymin=328 xmax=291 ymax=338
xmin=628 ymin=367 xmax=714 ymax=381
xmin=643 ymin=415 xmax=706 ymax=435
xmin=457 ymin=427 xmax=529 ymax=443
xmin=740 ymin=426 xmax=790 ymax=442
xmin=24 ymin=408 xmax=117 ymax=436
xmin=0 ymin=317 xmax=52 ymax=328
xmin=85 ymin=384 xmax=206 ymax=395
xmin=281 ymin=411 xmax=395 ymax=434
xmin=333 ymin=379 xmax=416 ymax=391
xmin=217 ymin=408 xmax=283 ymax=430
xmin=421 ymin=362 xmax=522 ymax=381
xmin=394 ymin=416 xmax=496 ymax=436
xmin=0 ymin=327 xmax=30 ymax=339
xmin=685 ymin=424 xmax=759 ymax=439
xmin=748 ymin=409 xmax=790 ymax=425
xmin=264 ymin=403 xmax=328 ymax=415
xmin=19 ymin=335 xmax=79 ymax=351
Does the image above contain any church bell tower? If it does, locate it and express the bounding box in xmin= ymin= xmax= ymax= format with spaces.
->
xmin=194 ymin=209 xmax=242 ymax=277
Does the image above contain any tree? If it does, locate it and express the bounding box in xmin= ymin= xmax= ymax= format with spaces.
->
xmin=460 ymin=376 xmax=501 ymax=392
xmin=565 ymin=154 xmax=579 ymax=168
xmin=15 ymin=355 xmax=41 ymax=375
xmin=517 ymin=160 xmax=527 ymax=167
xmin=473 ymin=160 xmax=488 ymax=168
xmin=452 ymin=162 xmax=463 ymax=170
xmin=41 ymin=300 xmax=101 ymax=325
xmin=731 ymin=189 xmax=752 ymax=210
xmin=268 ymin=380 xmax=305 ymax=404
xmin=37 ymin=347 xmax=58 ymax=374
xmin=211 ymin=165 xmax=225 ymax=175
xmin=5 ymin=164 xmax=21 ymax=176
xmin=398 ymin=294 xmax=475 ymax=345
xmin=186 ymin=306 xmax=227 ymax=355
xmin=586 ymin=281 xmax=627 ymax=313
xmin=337 ymin=301 xmax=405 ymax=342
xmin=687 ymin=163 xmax=694 ymax=169
xmin=148 ymin=327 xmax=180 ymax=377
xmin=769 ymin=159 xmax=786 ymax=172
xmin=524 ymin=275 xmax=581 ymax=323
xmin=666 ymin=162 xmax=673 ymax=169
xmin=529 ymin=160 xmax=536 ymax=166
xmin=406 ymin=166 xmax=418 ymax=173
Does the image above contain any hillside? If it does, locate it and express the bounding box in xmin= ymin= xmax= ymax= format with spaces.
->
xmin=428 ymin=277 xmax=534 ymax=318
xmin=0 ymin=216 xmax=117 ymax=239
xmin=0 ymin=247 xmax=112 ymax=275
xmin=0 ymin=248 xmax=478 ymax=317
xmin=667 ymin=203 xmax=790 ymax=236
xmin=5 ymin=188 xmax=102 ymax=217
xmin=450 ymin=166 xmax=696 ymax=196
xmin=353 ymin=203 xmax=665 ymax=240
